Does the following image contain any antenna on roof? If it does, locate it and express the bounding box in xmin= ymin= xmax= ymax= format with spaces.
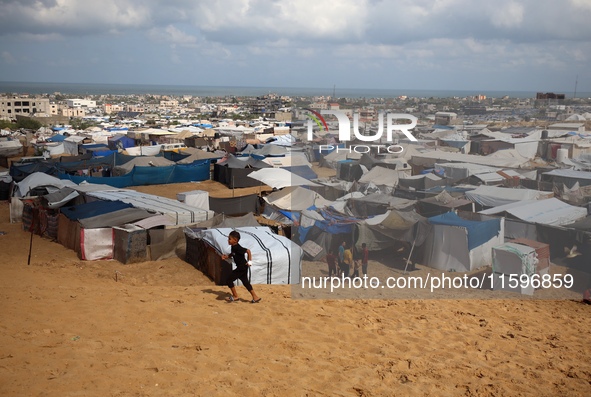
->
xmin=574 ymin=75 xmax=578 ymax=99
xmin=333 ymin=84 xmax=336 ymax=99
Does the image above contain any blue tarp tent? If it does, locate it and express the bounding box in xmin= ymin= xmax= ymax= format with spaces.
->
xmin=61 ymin=200 xmax=133 ymax=221
xmin=108 ymin=135 xmax=135 ymax=150
xmin=47 ymin=134 xmax=67 ymax=142
xmin=428 ymin=212 xmax=501 ymax=251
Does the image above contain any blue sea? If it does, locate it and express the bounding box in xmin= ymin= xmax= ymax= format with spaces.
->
xmin=0 ymin=81 xmax=587 ymax=99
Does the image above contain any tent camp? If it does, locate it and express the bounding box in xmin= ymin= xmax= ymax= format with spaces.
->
xmin=185 ymin=227 xmax=302 ymax=285
xmin=422 ymin=212 xmax=504 ymax=272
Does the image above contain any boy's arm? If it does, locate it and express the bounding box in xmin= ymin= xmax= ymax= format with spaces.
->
xmin=246 ymin=249 xmax=252 ymax=265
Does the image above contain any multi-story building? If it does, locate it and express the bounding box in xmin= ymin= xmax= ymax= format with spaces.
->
xmin=103 ymin=104 xmax=125 ymax=114
xmin=66 ymin=99 xmax=96 ymax=108
xmin=62 ymin=108 xmax=86 ymax=117
xmin=0 ymin=97 xmax=50 ymax=118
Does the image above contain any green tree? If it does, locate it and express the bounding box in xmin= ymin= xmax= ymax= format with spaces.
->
xmin=0 ymin=120 xmax=15 ymax=130
xmin=16 ymin=118 xmax=42 ymax=130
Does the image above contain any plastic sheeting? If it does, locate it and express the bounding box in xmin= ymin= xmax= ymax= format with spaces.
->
xmin=86 ymin=190 xmax=214 ymax=225
xmin=80 ymin=228 xmax=114 ymax=261
xmin=247 ymin=168 xmax=319 ymax=189
xmin=465 ymin=185 xmax=551 ymax=207
xmin=264 ymin=186 xmax=331 ymax=211
xmin=429 ymin=212 xmax=502 ymax=251
xmin=191 ymin=227 xmax=302 ymax=285
xmin=358 ymin=166 xmax=399 ymax=188
xmin=479 ymin=197 xmax=587 ymax=226
xmin=209 ymin=194 xmax=259 ymax=216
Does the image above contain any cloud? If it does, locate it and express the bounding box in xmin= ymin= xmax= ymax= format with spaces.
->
xmin=1 ymin=51 xmax=16 ymax=64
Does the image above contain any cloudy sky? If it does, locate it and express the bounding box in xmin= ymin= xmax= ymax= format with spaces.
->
xmin=1 ymin=0 xmax=590 ymax=93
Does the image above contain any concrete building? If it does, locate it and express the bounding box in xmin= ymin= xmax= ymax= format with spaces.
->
xmin=62 ymin=108 xmax=86 ymax=118
xmin=66 ymin=99 xmax=96 ymax=108
xmin=0 ymin=97 xmax=50 ymax=118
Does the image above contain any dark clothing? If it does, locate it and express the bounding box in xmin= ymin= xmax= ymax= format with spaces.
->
xmin=227 ymin=267 xmax=253 ymax=291
xmin=229 ymin=243 xmax=248 ymax=270
xmin=226 ymin=242 xmax=252 ymax=290
xmin=362 ymin=263 xmax=368 ymax=275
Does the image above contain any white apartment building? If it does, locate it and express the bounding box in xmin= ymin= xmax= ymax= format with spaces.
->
xmin=66 ymin=99 xmax=96 ymax=108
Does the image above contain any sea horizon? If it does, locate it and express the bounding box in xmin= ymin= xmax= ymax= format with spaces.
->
xmin=1 ymin=81 xmax=587 ymax=100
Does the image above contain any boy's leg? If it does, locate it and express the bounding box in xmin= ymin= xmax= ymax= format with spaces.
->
xmin=239 ymin=272 xmax=260 ymax=302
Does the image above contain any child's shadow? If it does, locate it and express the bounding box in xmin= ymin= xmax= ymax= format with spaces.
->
xmin=202 ymin=289 xmax=231 ymax=301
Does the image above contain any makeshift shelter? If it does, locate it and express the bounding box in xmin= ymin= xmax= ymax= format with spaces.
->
xmin=465 ymin=185 xmax=552 ymax=208
xmin=112 ymin=156 xmax=175 ymax=176
xmin=263 ymin=186 xmax=331 ymax=212
xmin=185 ymin=227 xmax=302 ymax=285
xmin=358 ymin=166 xmax=400 ymax=188
xmin=355 ymin=210 xmax=432 ymax=252
xmin=422 ymin=212 xmax=504 ymax=272
xmin=213 ymin=154 xmax=272 ymax=188
xmin=209 ymin=194 xmax=260 ymax=216
xmin=108 ymin=134 xmax=135 ymax=151
xmin=247 ymin=168 xmax=319 ymax=189
xmin=175 ymin=149 xmax=222 ymax=164
xmin=398 ymin=173 xmax=447 ymax=191
xmin=417 ymin=191 xmax=474 ymax=217
xmin=347 ymin=193 xmax=416 ymax=217
xmin=542 ymin=169 xmax=591 ymax=188
xmin=13 ymin=172 xmax=77 ymax=197
xmin=491 ymin=243 xmax=539 ymax=295
xmin=85 ymin=190 xmax=214 ymax=225
xmin=479 ymin=197 xmax=587 ymax=227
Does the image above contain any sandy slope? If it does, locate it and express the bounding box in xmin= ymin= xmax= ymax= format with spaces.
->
xmin=1 ymin=192 xmax=591 ymax=395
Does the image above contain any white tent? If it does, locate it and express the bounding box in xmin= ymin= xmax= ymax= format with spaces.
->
xmin=358 ymin=166 xmax=400 ymax=188
xmin=191 ymin=227 xmax=302 ymax=285
xmin=479 ymin=197 xmax=587 ymax=226
xmin=465 ymin=185 xmax=552 ymax=207
xmin=264 ymin=186 xmax=331 ymax=211
xmin=248 ymin=168 xmax=319 ymax=189
xmin=422 ymin=212 xmax=504 ymax=272
xmin=14 ymin=172 xmax=77 ymax=197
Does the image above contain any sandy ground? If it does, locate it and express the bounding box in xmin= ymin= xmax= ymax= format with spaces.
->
xmin=1 ymin=160 xmax=591 ymax=396
xmin=1 ymin=200 xmax=591 ymax=396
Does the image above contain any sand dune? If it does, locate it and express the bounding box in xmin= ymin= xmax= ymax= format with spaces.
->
xmin=1 ymin=201 xmax=590 ymax=396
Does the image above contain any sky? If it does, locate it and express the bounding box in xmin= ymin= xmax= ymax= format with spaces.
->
xmin=0 ymin=0 xmax=590 ymax=93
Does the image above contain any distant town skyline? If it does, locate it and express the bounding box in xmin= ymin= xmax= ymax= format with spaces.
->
xmin=0 ymin=0 xmax=590 ymax=93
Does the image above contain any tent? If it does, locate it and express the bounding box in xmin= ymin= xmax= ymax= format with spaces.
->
xmin=247 ymin=168 xmax=319 ymax=189
xmin=86 ymin=190 xmax=215 ymax=225
xmin=422 ymin=212 xmax=504 ymax=272
xmin=355 ymin=209 xmax=432 ymax=252
xmin=264 ymin=186 xmax=331 ymax=211
xmin=13 ymin=172 xmax=77 ymax=197
xmin=465 ymin=185 xmax=552 ymax=207
xmin=112 ymin=156 xmax=175 ymax=176
xmin=417 ymin=191 xmax=474 ymax=217
xmin=108 ymin=134 xmax=135 ymax=150
xmin=185 ymin=227 xmax=302 ymax=285
xmin=479 ymin=197 xmax=587 ymax=227
xmin=213 ymin=154 xmax=272 ymax=188
xmin=358 ymin=166 xmax=400 ymax=188
xmin=347 ymin=193 xmax=416 ymax=217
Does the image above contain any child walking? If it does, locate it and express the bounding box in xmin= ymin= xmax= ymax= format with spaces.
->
xmin=221 ymin=230 xmax=261 ymax=303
